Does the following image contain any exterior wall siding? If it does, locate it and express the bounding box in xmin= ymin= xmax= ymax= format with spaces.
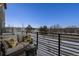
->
xmin=0 ymin=4 xmax=5 ymax=34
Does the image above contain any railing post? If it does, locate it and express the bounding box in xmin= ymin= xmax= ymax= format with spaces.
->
xmin=36 ymin=32 xmax=38 ymax=49
xmin=58 ymin=34 xmax=60 ymax=56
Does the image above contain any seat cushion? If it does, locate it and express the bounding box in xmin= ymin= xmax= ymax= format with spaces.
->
xmin=21 ymin=42 xmax=29 ymax=47
xmin=6 ymin=43 xmax=24 ymax=55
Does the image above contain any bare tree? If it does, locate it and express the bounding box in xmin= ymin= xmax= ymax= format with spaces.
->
xmin=25 ymin=25 xmax=32 ymax=34
xmin=39 ymin=25 xmax=48 ymax=35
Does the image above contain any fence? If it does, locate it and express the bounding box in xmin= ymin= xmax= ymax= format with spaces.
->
xmin=31 ymin=32 xmax=79 ymax=56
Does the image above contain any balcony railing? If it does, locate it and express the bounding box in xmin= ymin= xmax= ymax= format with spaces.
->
xmin=32 ymin=32 xmax=79 ymax=56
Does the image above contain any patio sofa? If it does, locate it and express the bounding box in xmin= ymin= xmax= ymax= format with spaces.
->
xmin=0 ymin=34 xmax=37 ymax=56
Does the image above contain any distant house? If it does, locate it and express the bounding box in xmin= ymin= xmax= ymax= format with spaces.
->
xmin=5 ymin=27 xmax=26 ymax=35
xmin=33 ymin=28 xmax=39 ymax=33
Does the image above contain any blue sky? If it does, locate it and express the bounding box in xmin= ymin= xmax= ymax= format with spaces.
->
xmin=5 ymin=3 xmax=79 ymax=28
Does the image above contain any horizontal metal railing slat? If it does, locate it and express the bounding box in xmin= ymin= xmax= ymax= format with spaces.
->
xmin=32 ymin=33 xmax=79 ymax=56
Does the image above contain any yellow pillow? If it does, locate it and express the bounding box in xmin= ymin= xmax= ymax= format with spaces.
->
xmin=7 ymin=39 xmax=17 ymax=48
xmin=27 ymin=35 xmax=32 ymax=43
xmin=22 ymin=35 xmax=31 ymax=43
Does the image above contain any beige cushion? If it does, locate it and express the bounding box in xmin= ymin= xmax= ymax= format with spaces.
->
xmin=21 ymin=42 xmax=29 ymax=46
